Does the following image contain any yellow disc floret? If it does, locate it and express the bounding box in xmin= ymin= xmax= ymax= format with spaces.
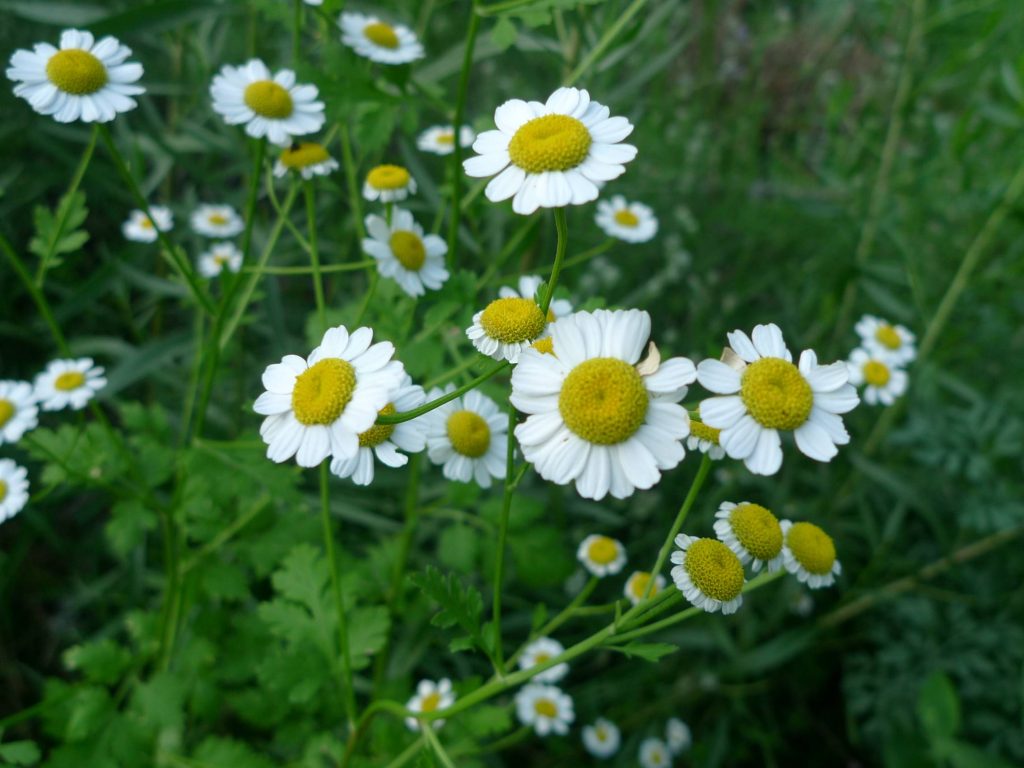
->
xmin=874 ymin=324 xmax=902 ymax=349
xmin=689 ymin=420 xmax=721 ymax=445
xmin=786 ymin=522 xmax=836 ymax=575
xmin=358 ymin=403 xmax=397 ymax=448
xmin=534 ymin=698 xmax=558 ymax=718
xmin=244 ymin=80 xmax=293 ymax=118
xmin=740 ymin=357 xmax=813 ymax=431
xmin=281 ymin=142 xmax=330 ymax=169
xmin=729 ymin=503 xmax=783 ymax=562
xmin=54 ymin=371 xmax=85 ymax=391
xmin=0 ymin=400 xmax=14 ymax=429
xmin=863 ymin=360 xmax=890 ymax=387
xmin=684 ymin=538 xmax=745 ymax=602
xmin=480 ymin=297 xmax=546 ymax=345
xmin=367 ymin=164 xmax=411 ymax=190
xmin=628 ymin=571 xmax=658 ymax=600
xmin=208 ymin=213 xmax=228 ymax=225
xmin=419 ymin=691 xmax=441 ymax=713
xmin=532 ymin=337 xmax=555 ymax=355
xmin=613 ymin=209 xmax=639 ymax=227
xmin=291 ymin=358 xmax=357 ymax=426
xmin=389 ymin=231 xmax=426 ymax=270
xmin=46 ymin=49 xmax=107 ymax=95
xmin=0 ymin=480 xmax=7 ymax=502
xmin=447 ymin=410 xmax=490 ymax=458
xmin=585 ymin=535 xmax=620 ymax=565
xmin=559 ymin=358 xmax=648 ymax=445
xmin=508 ymin=114 xmax=592 ymax=174
xmin=436 ymin=132 xmax=455 ymax=145
xmin=364 ymin=21 xmax=400 ymax=49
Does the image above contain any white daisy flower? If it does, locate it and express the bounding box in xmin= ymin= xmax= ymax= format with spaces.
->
xmin=510 ymin=309 xmax=696 ymax=501
xmin=499 ymin=275 xmax=573 ymax=319
xmin=780 ymin=520 xmax=841 ymax=589
xmin=576 ymin=534 xmax=627 ymax=578
xmin=0 ymin=381 xmax=39 ymax=445
xmin=0 ymin=459 xmax=30 ymax=524
xmin=696 ymin=323 xmax=859 ymax=476
xmin=639 ymin=737 xmax=673 ymax=768
xmin=687 ymin=417 xmax=726 ymax=460
xmin=404 ymin=678 xmax=454 ymax=731
xmin=33 ymin=358 xmax=106 ymax=411
xmin=339 ymin=13 xmax=424 ymax=65
xmin=423 ymin=385 xmax=506 ymax=488
xmin=666 ymin=718 xmax=691 ymax=755
xmin=582 ymin=718 xmax=621 ymax=759
xmin=190 ymin=204 xmax=244 ymax=238
xmin=362 ymin=208 xmax=448 ymax=298
xmin=846 ymin=348 xmax=908 ymax=407
xmin=713 ymin=501 xmax=784 ymax=573
xmin=273 ymin=141 xmax=339 ymax=179
xmin=595 ymin=195 xmax=658 ymax=243
xmin=198 ymin=242 xmax=243 ymax=278
xmin=122 ymin=206 xmax=173 ymax=243
xmin=515 ymin=683 xmax=574 ymax=737
xmin=670 ymin=534 xmax=745 ymax=615
xmin=464 ymin=87 xmax=637 ymax=215
xmin=210 ymin=59 xmax=325 ymax=147
xmin=253 ymin=325 xmax=404 ymax=468
xmin=623 ymin=570 xmax=666 ymax=606
xmin=330 ymin=376 xmax=426 ymax=485
xmin=302 ymin=0 xmax=322 ymax=5
xmin=854 ymin=314 xmax=916 ymax=366
xmin=466 ymin=275 xmax=574 ymax=363
xmin=417 ymin=124 xmax=475 ymax=156
xmin=6 ymin=29 xmax=144 ymax=123
xmin=517 ymin=637 xmax=568 ymax=683
xmin=362 ymin=164 xmax=417 ymax=203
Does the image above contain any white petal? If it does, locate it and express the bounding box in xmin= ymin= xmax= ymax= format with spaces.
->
xmin=696 ymin=359 xmax=741 ymax=394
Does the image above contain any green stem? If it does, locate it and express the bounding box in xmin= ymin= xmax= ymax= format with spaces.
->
xmin=382 ymin=737 xmax=426 ymax=768
xmin=304 ymin=181 xmax=327 ymax=332
xmin=292 ymin=0 xmax=302 ymax=65
xmin=242 ymin=260 xmax=374 ymax=275
xmin=0 ymin=232 xmax=70 ymax=355
xmin=560 ymin=238 xmax=614 ymax=272
xmin=541 ymin=208 xmax=568 ymax=315
xmin=338 ymin=123 xmax=366 ymax=242
xmin=491 ymin=404 xmax=517 ymax=670
xmin=239 ymin=138 xmax=267 ymax=273
xmin=421 ymin=725 xmax=456 ymax=768
xmin=375 ymin=361 xmax=509 ymax=424
xmin=390 ymin=455 xmax=422 ymax=608
xmin=564 ymin=0 xmax=650 ymax=86
xmin=505 ymin=576 xmax=598 ymax=670
xmin=446 ymin=1 xmax=481 ymax=270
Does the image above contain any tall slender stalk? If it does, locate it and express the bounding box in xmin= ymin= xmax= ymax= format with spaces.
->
xmin=304 ymin=181 xmax=327 ymax=332
xmin=0 ymin=233 xmax=70 ymax=355
xmin=375 ymin=360 xmax=508 ymax=425
xmin=446 ymin=2 xmax=481 ymax=270
xmin=541 ymin=208 xmax=569 ymax=315
xmin=491 ymin=403 xmax=517 ymax=670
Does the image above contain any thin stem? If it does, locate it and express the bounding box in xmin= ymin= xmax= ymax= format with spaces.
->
xmin=564 ymin=0 xmax=650 ymax=86
xmin=541 ymin=208 xmax=569 ymax=315
xmin=390 ymin=455 xmax=423 ymax=608
xmin=505 ymin=577 xmax=598 ymax=671
xmin=382 ymin=737 xmax=426 ymax=768
xmin=242 ymin=260 xmax=374 ymax=275
xmin=491 ymin=404 xmax=517 ymax=669
xmin=560 ymin=238 xmax=614 ymax=272
xmin=421 ymin=726 xmax=456 ymax=768
xmin=304 ymin=181 xmax=327 ymax=332
xmin=0 ymin=233 xmax=70 ymax=355
xmin=292 ymin=0 xmax=302 ymax=65
xmin=338 ymin=123 xmax=366 ymax=242
xmin=239 ymin=138 xmax=267 ymax=271
xmin=375 ymin=360 xmax=509 ymax=424
xmin=446 ymin=1 xmax=481 ymax=270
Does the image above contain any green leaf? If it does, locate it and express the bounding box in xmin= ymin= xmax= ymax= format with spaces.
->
xmin=944 ymin=740 xmax=1017 ymax=768
xmin=490 ymin=17 xmax=518 ymax=51
xmin=192 ymin=737 xmax=276 ymax=768
xmin=917 ymin=671 xmax=960 ymax=741
xmin=64 ymin=686 xmax=114 ymax=742
xmin=63 ymin=639 xmax=132 ymax=685
xmin=28 ymin=190 xmax=89 ymax=270
xmin=608 ymin=642 xmax=679 ymax=662
xmin=409 ymin=566 xmax=483 ymax=646
xmin=0 ymin=741 xmax=41 ymax=766
xmin=456 ymin=705 xmax=511 ymax=738
xmin=105 ymin=499 xmax=158 ymax=559
xmin=348 ymin=606 xmax=391 ymax=670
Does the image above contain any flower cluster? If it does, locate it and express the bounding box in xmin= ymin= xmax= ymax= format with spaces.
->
xmin=846 ymin=315 xmax=916 ymax=406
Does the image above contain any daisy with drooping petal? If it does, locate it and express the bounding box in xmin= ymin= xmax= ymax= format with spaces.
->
xmin=670 ymin=534 xmax=745 ymax=615
xmin=595 ymin=195 xmax=658 ymax=243
xmin=624 ymin=570 xmax=666 ymax=605
xmin=340 ymin=13 xmax=425 ymax=65
xmin=0 ymin=459 xmax=30 ymax=524
xmin=423 ymin=385 xmax=506 ymax=488
xmin=582 ymin=718 xmax=621 ymax=759
xmin=781 ymin=520 xmax=841 ymax=589
xmin=639 ymin=738 xmax=673 ymax=768
xmin=0 ymin=381 xmax=39 ymax=445
xmin=6 ymin=29 xmax=144 ymax=123
xmin=518 ymin=637 xmax=568 ymax=683
xmin=190 ymin=204 xmax=244 ymax=238
xmin=253 ymin=325 xmax=404 ymax=468
xmin=466 ymin=275 xmax=573 ymax=363
xmin=846 ymin=348 xmax=908 ymax=406
xmin=687 ymin=417 xmax=726 ymax=460
xmin=273 ymin=141 xmax=339 ymax=179
xmin=362 ymin=208 xmax=448 ymax=297
xmin=696 ymin=323 xmax=859 ymax=476
xmin=362 ymin=164 xmax=416 ymax=203
xmin=404 ymin=678 xmax=454 ymax=731
xmin=576 ymin=534 xmax=627 ymax=577
xmin=418 ymin=124 xmax=475 ymax=155
xmin=511 ymin=309 xmax=696 ymax=500
xmin=464 ymin=87 xmax=638 ymax=215
xmin=666 ymin=718 xmax=691 ymax=755
xmin=34 ymin=358 xmax=106 ymax=411
xmin=210 ymin=60 xmax=325 ymax=146
xmin=122 ymin=206 xmax=173 ymax=243
xmin=515 ymin=684 xmax=574 ymax=737
xmin=330 ymin=376 xmax=426 ymax=486
xmin=855 ymin=314 xmax=916 ymax=366
xmin=198 ymin=242 xmax=242 ymax=278
xmin=713 ymin=501 xmax=784 ymax=573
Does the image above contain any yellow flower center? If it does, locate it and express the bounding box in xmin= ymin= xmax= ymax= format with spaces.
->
xmin=419 ymin=691 xmax=442 ymax=713
xmin=367 ymin=164 xmax=411 ymax=190
xmin=437 ymin=132 xmax=455 ymax=145
xmin=740 ymin=357 xmax=813 ymax=431
xmin=874 ymin=324 xmax=902 ymax=350
xmin=729 ymin=503 xmax=783 ymax=562
xmin=358 ymin=404 xmax=397 ymax=447
xmin=46 ymin=49 xmax=107 ymax=95
xmin=364 ymin=21 xmax=400 ymax=49
xmin=507 ymin=114 xmax=592 ymax=174
xmin=863 ymin=360 xmax=890 ymax=387
xmin=208 ymin=213 xmax=228 ymax=225
xmin=595 ymin=726 xmax=608 ymax=741
xmin=213 ymin=253 xmax=229 ymax=266
xmin=532 ymin=337 xmax=555 ymax=355
xmin=689 ymin=420 xmax=721 ymax=444
xmin=447 ymin=410 xmax=490 ymax=458
xmin=243 ymin=80 xmax=294 ymax=119
xmin=559 ymin=358 xmax=648 ymax=445
xmin=585 ymin=535 xmax=620 ymax=565
xmin=0 ymin=400 xmax=14 ymax=428
xmin=139 ymin=217 xmax=154 ymax=230
xmin=54 ymin=371 xmax=85 ymax=391
xmin=291 ymin=358 xmax=356 ymax=426
xmin=389 ymin=231 xmax=426 ymax=271
xmin=649 ymin=749 xmax=665 ymax=766
xmin=0 ymin=480 xmax=6 ymax=502
xmin=533 ymin=652 xmax=551 ymax=664
xmin=479 ymin=297 xmax=546 ymax=345
xmin=786 ymin=522 xmax=836 ymax=575
xmin=534 ymin=698 xmax=558 ymax=718
xmin=613 ymin=209 xmax=639 ymax=227
xmin=683 ymin=538 xmax=745 ymax=603
xmin=629 ymin=572 xmax=658 ymax=600
xmin=282 ymin=142 xmax=330 ymax=169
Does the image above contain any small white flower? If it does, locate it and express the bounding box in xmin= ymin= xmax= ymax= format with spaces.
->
xmin=780 ymin=520 xmax=841 ymax=589
xmin=582 ymin=718 xmax=621 ymax=759
xmin=340 ymin=13 xmax=424 ymax=65
xmin=122 ymin=206 xmax=173 ymax=243
xmin=595 ymin=195 xmax=658 ymax=243
xmin=576 ymin=534 xmax=627 ymax=578
xmin=466 ymin=275 xmax=573 ymax=364
xmin=499 ymin=275 xmax=573 ymax=319
xmin=670 ymin=534 xmax=745 ymax=615
xmin=0 ymin=459 xmax=30 ymax=524
xmin=686 ymin=417 xmax=726 ymax=460
xmin=518 ymin=637 xmax=568 ymax=683
xmin=639 ymin=737 xmax=673 ymax=768
xmin=854 ymin=314 xmax=916 ymax=366
xmin=0 ymin=381 xmax=39 ymax=445
xmin=423 ymin=385 xmax=506 ymax=488
xmin=362 ymin=208 xmax=448 ymax=298
xmin=846 ymin=348 xmax=908 ymax=406
xmin=515 ymin=683 xmax=574 ymax=737
xmin=273 ymin=141 xmax=339 ymax=179
xmin=405 ymin=678 xmax=455 ymax=731
xmin=33 ymin=358 xmax=106 ymax=411
xmin=666 ymin=718 xmax=691 ymax=755
xmin=417 ymin=124 xmax=475 ymax=156
xmin=623 ymin=570 xmax=666 ymax=605
xmin=362 ymin=164 xmax=417 ymax=203
xmin=713 ymin=501 xmax=784 ymax=573
xmin=198 ymin=242 xmax=243 ymax=278
xmin=190 ymin=204 xmax=244 ymax=238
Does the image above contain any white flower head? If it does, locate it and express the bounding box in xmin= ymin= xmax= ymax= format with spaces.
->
xmin=467 ymin=275 xmax=573 ymax=363
xmin=623 ymin=570 xmax=666 ymax=605
xmin=273 ymin=141 xmax=339 ymax=179
xmin=34 ymin=358 xmax=106 ymax=411
xmin=696 ymin=323 xmax=859 ymax=476
xmin=511 ymin=309 xmax=697 ymax=500
xmin=423 ymin=385 xmax=506 ymax=488
xmin=846 ymin=348 xmax=908 ymax=407
xmin=780 ymin=520 xmax=841 ymax=589
xmin=639 ymin=737 xmax=673 ymax=768
xmin=582 ymin=718 xmax=621 ymax=759
xmin=854 ymin=314 xmax=916 ymax=366
xmin=576 ymin=534 xmax=627 ymax=578
xmin=518 ymin=636 xmax=568 ymax=683
xmin=6 ymin=29 xmax=144 ymax=123
xmin=464 ymin=87 xmax=638 ymax=215
xmin=210 ymin=59 xmax=325 ymax=146
xmin=122 ymin=206 xmax=173 ymax=243
xmin=670 ymin=534 xmax=745 ymax=615
xmin=595 ymin=195 xmax=658 ymax=243
xmin=190 ymin=204 xmax=244 ymax=238
xmin=362 ymin=164 xmax=417 ymax=203
xmin=418 ymin=124 xmax=475 ymax=155
xmin=253 ymin=325 xmax=404 ymax=468
xmin=515 ymin=683 xmax=574 ymax=737
xmin=713 ymin=501 xmax=784 ymax=573
xmin=362 ymin=208 xmax=448 ymax=298
xmin=0 ymin=381 xmax=39 ymax=445
xmin=405 ymin=678 xmax=454 ymax=731
xmin=330 ymin=376 xmax=426 ymax=486
xmin=666 ymin=718 xmax=692 ymax=755
xmin=0 ymin=459 xmax=30 ymax=524
xmin=198 ymin=242 xmax=243 ymax=278
xmin=500 ymin=275 xmax=573 ymax=319
xmin=340 ymin=13 xmax=424 ymax=65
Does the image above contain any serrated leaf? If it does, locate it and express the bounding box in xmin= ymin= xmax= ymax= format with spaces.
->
xmin=608 ymin=642 xmax=679 ymax=662
xmin=348 ymin=606 xmax=390 ymax=669
xmin=409 ymin=566 xmax=483 ymax=645
xmin=63 ymin=639 xmax=132 ymax=685
xmin=917 ymin=671 xmax=960 ymax=740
